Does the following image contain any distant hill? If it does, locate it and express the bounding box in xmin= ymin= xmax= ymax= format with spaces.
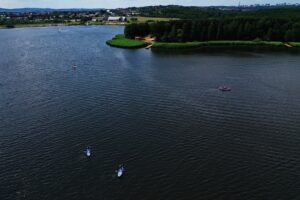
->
xmin=0 ymin=8 xmax=103 ymax=13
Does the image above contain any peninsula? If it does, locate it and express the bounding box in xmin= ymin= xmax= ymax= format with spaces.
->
xmin=105 ymin=6 xmax=300 ymax=49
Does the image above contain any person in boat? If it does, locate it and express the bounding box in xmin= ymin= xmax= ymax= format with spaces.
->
xmin=219 ymin=86 xmax=231 ymax=91
xmin=117 ymin=165 xmax=125 ymax=177
xmin=85 ymin=147 xmax=91 ymax=157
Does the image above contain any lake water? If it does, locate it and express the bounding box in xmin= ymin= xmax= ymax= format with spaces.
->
xmin=1 ymin=26 xmax=300 ymax=200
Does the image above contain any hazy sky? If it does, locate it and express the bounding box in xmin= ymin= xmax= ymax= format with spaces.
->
xmin=0 ymin=0 xmax=298 ymax=9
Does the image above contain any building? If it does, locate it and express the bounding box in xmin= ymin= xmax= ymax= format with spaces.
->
xmin=107 ymin=16 xmax=127 ymax=22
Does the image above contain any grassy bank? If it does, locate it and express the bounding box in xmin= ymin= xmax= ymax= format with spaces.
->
xmin=152 ymin=40 xmax=288 ymax=49
xmin=106 ymin=34 xmax=147 ymax=48
xmin=290 ymin=42 xmax=300 ymax=47
xmin=105 ymin=37 xmax=300 ymax=50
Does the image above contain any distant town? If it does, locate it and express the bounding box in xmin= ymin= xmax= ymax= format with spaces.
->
xmin=0 ymin=9 xmax=131 ymax=27
xmin=1 ymin=4 xmax=300 ymax=28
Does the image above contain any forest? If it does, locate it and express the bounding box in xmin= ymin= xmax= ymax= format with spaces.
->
xmin=124 ymin=17 xmax=300 ymax=42
xmin=126 ymin=6 xmax=300 ymax=20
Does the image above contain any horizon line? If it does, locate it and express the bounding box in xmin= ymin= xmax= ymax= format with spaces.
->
xmin=1 ymin=3 xmax=299 ymax=10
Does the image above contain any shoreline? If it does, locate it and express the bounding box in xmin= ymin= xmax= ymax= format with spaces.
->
xmin=0 ymin=23 xmax=79 ymax=29
xmin=106 ymin=35 xmax=300 ymax=50
xmin=0 ymin=23 xmax=127 ymax=29
xmin=106 ymin=34 xmax=147 ymax=48
xmin=152 ymin=41 xmax=300 ymax=49
xmin=2 ymin=26 xmax=299 ymax=50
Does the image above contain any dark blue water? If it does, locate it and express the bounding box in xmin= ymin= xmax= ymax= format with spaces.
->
xmin=1 ymin=26 xmax=300 ymax=200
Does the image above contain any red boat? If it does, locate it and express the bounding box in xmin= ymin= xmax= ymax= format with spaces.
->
xmin=219 ymin=86 xmax=231 ymax=92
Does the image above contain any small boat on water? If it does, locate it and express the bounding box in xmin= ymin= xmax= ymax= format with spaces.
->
xmin=85 ymin=147 xmax=91 ymax=157
xmin=219 ymin=86 xmax=231 ymax=92
xmin=116 ymin=165 xmax=125 ymax=178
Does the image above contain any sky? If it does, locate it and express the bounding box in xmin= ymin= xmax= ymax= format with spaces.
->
xmin=0 ymin=0 xmax=299 ymax=9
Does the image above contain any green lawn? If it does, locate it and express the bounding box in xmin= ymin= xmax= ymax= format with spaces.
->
xmin=106 ymin=35 xmax=300 ymax=50
xmin=290 ymin=42 xmax=300 ymax=47
xmin=106 ymin=34 xmax=147 ymax=48
xmin=152 ymin=40 xmax=287 ymax=49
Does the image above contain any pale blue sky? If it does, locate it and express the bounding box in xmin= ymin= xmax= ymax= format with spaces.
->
xmin=0 ymin=0 xmax=298 ymax=9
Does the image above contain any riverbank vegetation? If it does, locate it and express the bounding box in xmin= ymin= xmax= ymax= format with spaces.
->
xmin=290 ymin=42 xmax=300 ymax=47
xmin=106 ymin=34 xmax=147 ymax=48
xmin=152 ymin=41 xmax=286 ymax=49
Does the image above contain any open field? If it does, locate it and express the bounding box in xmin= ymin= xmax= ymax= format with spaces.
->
xmin=106 ymin=34 xmax=147 ymax=48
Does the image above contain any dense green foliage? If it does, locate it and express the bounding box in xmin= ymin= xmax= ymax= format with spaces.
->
xmin=128 ymin=6 xmax=300 ymax=20
xmin=125 ymin=17 xmax=300 ymax=42
xmin=124 ymin=6 xmax=300 ymax=42
xmin=106 ymin=34 xmax=147 ymax=48
xmin=133 ymin=6 xmax=229 ymax=19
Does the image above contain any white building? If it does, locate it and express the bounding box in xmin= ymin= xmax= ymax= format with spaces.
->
xmin=107 ymin=16 xmax=127 ymax=22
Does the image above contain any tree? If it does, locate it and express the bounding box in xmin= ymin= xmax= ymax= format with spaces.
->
xmin=284 ymin=29 xmax=294 ymax=41
xmin=161 ymin=31 xmax=169 ymax=42
xmin=176 ymin=29 xmax=184 ymax=42
xmin=292 ymin=23 xmax=300 ymax=41
xmin=243 ymin=22 xmax=252 ymax=40
xmin=216 ymin=22 xmax=223 ymax=40
xmin=168 ymin=25 xmax=177 ymax=41
xmin=237 ymin=23 xmax=244 ymax=39
xmin=182 ymin=22 xmax=190 ymax=41
xmin=207 ymin=21 xmax=216 ymax=40
xmin=190 ymin=21 xmax=197 ymax=41
xmin=266 ymin=28 xmax=273 ymax=41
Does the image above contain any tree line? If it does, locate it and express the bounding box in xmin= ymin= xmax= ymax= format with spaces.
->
xmin=126 ymin=6 xmax=300 ymax=20
xmin=124 ymin=17 xmax=300 ymax=42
